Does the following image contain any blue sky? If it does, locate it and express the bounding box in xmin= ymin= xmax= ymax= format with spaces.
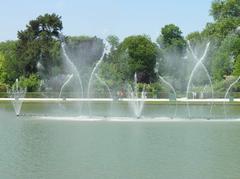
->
xmin=0 ymin=0 xmax=213 ymax=42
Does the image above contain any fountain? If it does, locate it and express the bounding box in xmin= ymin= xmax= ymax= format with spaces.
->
xmin=224 ymin=76 xmax=240 ymax=101
xmin=87 ymin=40 xmax=111 ymax=115
xmin=59 ymin=74 xmax=73 ymax=98
xmin=224 ymin=76 xmax=240 ymax=117
xmin=7 ymin=79 xmax=27 ymax=116
xmin=158 ymin=75 xmax=177 ymax=117
xmin=6 ymin=33 xmax=240 ymax=121
xmin=186 ymin=41 xmax=213 ymax=118
xmin=127 ymin=73 xmax=146 ymax=118
xmin=60 ymin=33 xmax=84 ymax=98
xmin=95 ymin=74 xmax=112 ymax=99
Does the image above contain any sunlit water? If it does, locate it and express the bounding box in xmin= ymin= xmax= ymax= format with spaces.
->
xmin=1 ymin=102 xmax=240 ymax=179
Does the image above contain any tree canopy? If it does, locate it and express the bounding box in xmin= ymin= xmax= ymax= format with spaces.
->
xmin=157 ymin=24 xmax=186 ymax=53
xmin=119 ymin=35 xmax=158 ymax=83
xmin=210 ymin=0 xmax=240 ymax=21
xmin=16 ymin=13 xmax=63 ymax=77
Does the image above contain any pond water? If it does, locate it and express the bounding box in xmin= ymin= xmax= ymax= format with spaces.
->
xmin=1 ymin=102 xmax=240 ymax=179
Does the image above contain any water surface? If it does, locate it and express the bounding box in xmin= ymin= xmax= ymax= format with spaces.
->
xmin=0 ymin=102 xmax=240 ymax=179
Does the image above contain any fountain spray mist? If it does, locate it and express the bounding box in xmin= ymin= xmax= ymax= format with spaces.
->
xmin=95 ymin=74 xmax=112 ymax=99
xmin=158 ymin=75 xmax=177 ymax=118
xmin=95 ymin=74 xmax=113 ymax=116
xmin=59 ymin=74 xmax=73 ymax=98
xmin=61 ymin=42 xmax=84 ymax=98
xmin=7 ymin=79 xmax=27 ymax=116
xmin=224 ymin=76 xmax=240 ymax=118
xmin=127 ymin=73 xmax=146 ymax=118
xmin=87 ymin=40 xmax=111 ymax=116
xmin=186 ymin=41 xmax=213 ymax=118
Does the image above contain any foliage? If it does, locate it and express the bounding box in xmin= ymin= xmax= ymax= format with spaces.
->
xmin=66 ymin=36 xmax=92 ymax=42
xmin=213 ymin=76 xmax=240 ymax=93
xmin=107 ymin=35 xmax=120 ymax=51
xmin=119 ymin=35 xmax=158 ymax=83
xmin=157 ymin=24 xmax=186 ymax=53
xmin=233 ymin=54 xmax=240 ymax=75
xmin=0 ymin=52 xmax=6 ymax=83
xmin=16 ymin=13 xmax=63 ymax=77
xmin=136 ymin=83 xmax=162 ymax=98
xmin=186 ymin=31 xmax=204 ymax=48
xmin=98 ymin=48 xmax=129 ymax=94
xmin=0 ymin=82 xmax=8 ymax=92
xmin=156 ymin=24 xmax=187 ymax=92
xmin=211 ymin=34 xmax=240 ymax=80
xmin=99 ymin=35 xmax=159 ymax=95
xmin=210 ymin=0 xmax=240 ymax=21
xmin=200 ymin=0 xmax=240 ymax=83
xmin=0 ymin=41 xmax=18 ymax=83
xmin=18 ymin=74 xmax=41 ymax=92
xmin=202 ymin=17 xmax=240 ymax=40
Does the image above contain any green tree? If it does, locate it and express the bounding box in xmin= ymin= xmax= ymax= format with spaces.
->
xmin=19 ymin=74 xmax=40 ymax=92
xmin=98 ymin=38 xmax=128 ymax=95
xmin=210 ymin=0 xmax=240 ymax=21
xmin=0 ymin=41 xmax=19 ymax=83
xmin=156 ymin=24 xmax=186 ymax=91
xmin=203 ymin=0 xmax=240 ymax=40
xmin=199 ymin=0 xmax=240 ymax=83
xmin=233 ymin=54 xmax=240 ymax=75
xmin=0 ymin=52 xmax=6 ymax=83
xmin=157 ymin=24 xmax=186 ymax=53
xmin=186 ymin=31 xmax=203 ymax=47
xmin=17 ymin=13 xmax=63 ymax=77
xmin=98 ymin=54 xmax=128 ymax=93
xmin=106 ymin=35 xmax=120 ymax=51
xmin=202 ymin=17 xmax=240 ymax=40
xmin=119 ymin=35 xmax=158 ymax=83
xmin=211 ymin=34 xmax=240 ymax=80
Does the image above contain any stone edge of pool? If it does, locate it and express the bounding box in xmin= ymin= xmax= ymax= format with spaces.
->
xmin=0 ymin=98 xmax=239 ymax=105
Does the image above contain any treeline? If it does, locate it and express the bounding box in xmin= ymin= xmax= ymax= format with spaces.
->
xmin=0 ymin=0 xmax=240 ymax=95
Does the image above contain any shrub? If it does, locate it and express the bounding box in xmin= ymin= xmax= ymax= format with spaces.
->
xmin=18 ymin=74 xmax=40 ymax=92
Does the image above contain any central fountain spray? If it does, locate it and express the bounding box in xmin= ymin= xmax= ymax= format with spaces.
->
xmin=60 ymin=33 xmax=84 ymax=98
xmin=127 ymin=73 xmax=146 ymax=118
xmin=7 ymin=79 xmax=27 ymax=116
xmin=87 ymin=40 xmax=111 ymax=116
xmin=186 ymin=41 xmax=213 ymax=118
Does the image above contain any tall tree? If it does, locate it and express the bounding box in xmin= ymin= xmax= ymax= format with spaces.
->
xmin=157 ymin=24 xmax=186 ymax=53
xmin=119 ymin=35 xmax=158 ymax=83
xmin=186 ymin=31 xmax=203 ymax=47
xmin=211 ymin=34 xmax=240 ymax=80
xmin=107 ymin=35 xmax=120 ymax=51
xmin=17 ymin=13 xmax=63 ymax=77
xmin=157 ymin=24 xmax=186 ymax=91
xmin=0 ymin=41 xmax=18 ymax=83
xmin=204 ymin=0 xmax=240 ymax=80
xmin=204 ymin=0 xmax=240 ymax=40
xmin=210 ymin=0 xmax=240 ymax=21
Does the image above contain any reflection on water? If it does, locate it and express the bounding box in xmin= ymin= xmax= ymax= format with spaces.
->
xmin=2 ymin=101 xmax=240 ymax=119
xmin=1 ymin=103 xmax=240 ymax=178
